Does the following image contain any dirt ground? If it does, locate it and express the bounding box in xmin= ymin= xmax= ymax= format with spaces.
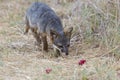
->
xmin=0 ymin=0 xmax=120 ymax=80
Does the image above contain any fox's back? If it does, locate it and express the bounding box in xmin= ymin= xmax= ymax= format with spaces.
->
xmin=26 ymin=2 xmax=63 ymax=34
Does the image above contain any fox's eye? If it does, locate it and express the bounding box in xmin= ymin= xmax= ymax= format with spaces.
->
xmin=67 ymin=44 xmax=70 ymax=47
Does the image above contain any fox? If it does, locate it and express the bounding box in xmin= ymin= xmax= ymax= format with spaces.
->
xmin=24 ymin=2 xmax=73 ymax=56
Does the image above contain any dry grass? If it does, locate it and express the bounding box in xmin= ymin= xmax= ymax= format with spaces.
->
xmin=0 ymin=0 xmax=120 ymax=80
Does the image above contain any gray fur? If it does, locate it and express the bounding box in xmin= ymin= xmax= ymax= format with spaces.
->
xmin=25 ymin=2 xmax=63 ymax=35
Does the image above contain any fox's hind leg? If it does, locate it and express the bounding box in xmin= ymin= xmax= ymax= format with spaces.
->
xmin=24 ymin=16 xmax=30 ymax=34
xmin=31 ymin=28 xmax=41 ymax=45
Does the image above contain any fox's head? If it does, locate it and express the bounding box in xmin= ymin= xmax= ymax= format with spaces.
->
xmin=50 ymin=27 xmax=73 ymax=55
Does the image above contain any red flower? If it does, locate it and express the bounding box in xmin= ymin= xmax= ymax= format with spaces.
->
xmin=46 ymin=68 xmax=52 ymax=74
xmin=78 ymin=59 xmax=86 ymax=65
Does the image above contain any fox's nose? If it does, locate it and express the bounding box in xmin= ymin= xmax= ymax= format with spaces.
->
xmin=62 ymin=46 xmax=68 ymax=55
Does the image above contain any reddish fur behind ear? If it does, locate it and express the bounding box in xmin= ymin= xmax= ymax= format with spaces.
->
xmin=64 ymin=27 xmax=73 ymax=39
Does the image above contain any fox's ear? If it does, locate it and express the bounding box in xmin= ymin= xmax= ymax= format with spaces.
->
xmin=50 ymin=29 xmax=59 ymax=38
xmin=64 ymin=27 xmax=73 ymax=39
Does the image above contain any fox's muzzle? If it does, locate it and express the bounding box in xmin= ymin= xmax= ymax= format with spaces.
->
xmin=53 ymin=44 xmax=69 ymax=55
xmin=61 ymin=46 xmax=68 ymax=55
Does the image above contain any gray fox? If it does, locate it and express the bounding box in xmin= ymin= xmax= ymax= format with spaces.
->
xmin=24 ymin=2 xmax=73 ymax=56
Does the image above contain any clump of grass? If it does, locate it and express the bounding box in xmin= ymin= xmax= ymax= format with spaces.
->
xmin=68 ymin=0 xmax=120 ymax=57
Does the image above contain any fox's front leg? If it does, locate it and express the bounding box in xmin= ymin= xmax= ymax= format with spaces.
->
xmin=49 ymin=34 xmax=60 ymax=56
xmin=53 ymin=47 xmax=60 ymax=57
xmin=41 ymin=35 xmax=48 ymax=52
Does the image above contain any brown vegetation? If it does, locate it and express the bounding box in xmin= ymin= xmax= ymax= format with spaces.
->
xmin=0 ymin=0 xmax=120 ymax=80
